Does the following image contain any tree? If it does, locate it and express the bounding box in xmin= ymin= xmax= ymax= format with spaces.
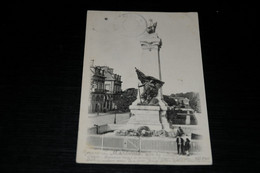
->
xmin=170 ymin=93 xmax=176 ymax=97
xmin=189 ymin=92 xmax=201 ymax=113
xmin=114 ymin=88 xmax=137 ymax=112
xmin=170 ymin=92 xmax=201 ymax=113
xmin=163 ymin=95 xmax=177 ymax=106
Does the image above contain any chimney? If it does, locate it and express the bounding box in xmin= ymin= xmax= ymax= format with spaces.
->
xmin=107 ymin=68 xmax=114 ymax=74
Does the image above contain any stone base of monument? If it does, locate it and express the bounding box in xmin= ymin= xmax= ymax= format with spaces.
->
xmin=127 ymin=105 xmax=163 ymax=130
xmin=127 ymin=101 xmax=170 ymax=131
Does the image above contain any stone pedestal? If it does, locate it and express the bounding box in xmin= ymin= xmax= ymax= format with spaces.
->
xmin=127 ymin=105 xmax=170 ymax=131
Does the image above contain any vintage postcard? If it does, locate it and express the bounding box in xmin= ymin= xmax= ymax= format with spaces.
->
xmin=76 ymin=11 xmax=212 ymax=165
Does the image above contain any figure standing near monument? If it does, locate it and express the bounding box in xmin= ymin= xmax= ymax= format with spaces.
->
xmin=185 ymin=138 xmax=191 ymax=156
xmin=176 ymin=136 xmax=181 ymax=155
xmin=180 ymin=137 xmax=185 ymax=155
xmin=177 ymin=126 xmax=185 ymax=137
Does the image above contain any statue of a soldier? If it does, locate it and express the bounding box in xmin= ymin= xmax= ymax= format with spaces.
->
xmin=135 ymin=68 xmax=164 ymax=105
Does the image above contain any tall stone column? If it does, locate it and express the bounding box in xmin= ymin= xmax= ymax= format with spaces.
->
xmin=128 ymin=19 xmax=169 ymax=130
xmin=139 ymin=19 xmax=168 ymax=115
xmin=139 ymin=32 xmax=162 ymax=79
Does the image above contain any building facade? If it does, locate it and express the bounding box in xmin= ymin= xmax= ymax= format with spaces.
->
xmin=89 ymin=65 xmax=106 ymax=113
xmin=89 ymin=64 xmax=122 ymax=113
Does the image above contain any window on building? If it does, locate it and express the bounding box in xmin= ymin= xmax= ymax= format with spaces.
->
xmin=105 ymin=84 xmax=110 ymax=91
xmin=93 ymin=82 xmax=97 ymax=89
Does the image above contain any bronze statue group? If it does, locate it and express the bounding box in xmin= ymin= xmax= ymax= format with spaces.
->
xmin=135 ymin=67 xmax=164 ymax=105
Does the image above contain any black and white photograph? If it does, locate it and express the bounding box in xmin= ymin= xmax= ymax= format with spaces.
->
xmin=76 ymin=11 xmax=212 ymax=165
xmin=3 ymin=2 xmax=259 ymax=172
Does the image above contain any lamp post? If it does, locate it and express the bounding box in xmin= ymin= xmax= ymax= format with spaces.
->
xmin=94 ymin=124 xmax=99 ymax=134
xmin=114 ymin=105 xmax=117 ymax=124
xmin=97 ymin=103 xmax=100 ymax=116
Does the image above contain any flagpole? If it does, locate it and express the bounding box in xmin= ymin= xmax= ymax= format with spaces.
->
xmin=138 ymin=83 xmax=142 ymax=104
xmin=158 ymin=47 xmax=163 ymax=99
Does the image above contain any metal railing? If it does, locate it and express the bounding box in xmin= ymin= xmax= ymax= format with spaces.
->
xmin=94 ymin=89 xmax=106 ymax=93
xmin=87 ymin=135 xmax=202 ymax=153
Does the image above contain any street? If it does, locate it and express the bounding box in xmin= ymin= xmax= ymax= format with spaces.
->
xmin=88 ymin=112 xmax=203 ymax=126
xmin=88 ymin=112 xmax=131 ymax=126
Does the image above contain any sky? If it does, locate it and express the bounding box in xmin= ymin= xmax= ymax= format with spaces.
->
xmin=85 ymin=11 xmax=206 ymax=95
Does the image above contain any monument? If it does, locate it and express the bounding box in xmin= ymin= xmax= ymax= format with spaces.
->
xmin=127 ymin=19 xmax=169 ymax=130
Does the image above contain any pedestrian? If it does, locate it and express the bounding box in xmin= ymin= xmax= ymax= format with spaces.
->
xmin=177 ymin=126 xmax=185 ymax=137
xmin=185 ymin=138 xmax=191 ymax=156
xmin=176 ymin=136 xmax=181 ymax=154
xmin=181 ymin=137 xmax=185 ymax=155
